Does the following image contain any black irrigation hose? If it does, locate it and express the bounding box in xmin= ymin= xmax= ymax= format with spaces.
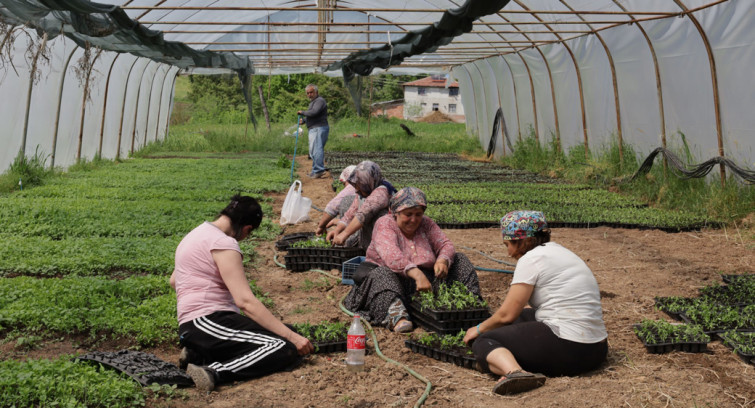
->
xmin=621 ymin=147 xmax=755 ymax=184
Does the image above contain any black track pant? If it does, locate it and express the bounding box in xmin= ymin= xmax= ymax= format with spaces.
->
xmin=471 ymin=309 xmax=607 ymax=377
xmin=178 ymin=311 xmax=301 ymax=384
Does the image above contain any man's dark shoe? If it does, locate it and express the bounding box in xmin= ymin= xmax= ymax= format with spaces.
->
xmin=308 ymin=171 xmax=326 ymax=179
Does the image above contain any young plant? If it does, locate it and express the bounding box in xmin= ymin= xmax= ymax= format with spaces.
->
xmin=414 ymin=281 xmax=487 ymax=311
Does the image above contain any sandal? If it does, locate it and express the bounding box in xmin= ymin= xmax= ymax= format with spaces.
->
xmin=393 ymin=319 xmax=414 ymax=333
xmin=492 ymin=370 xmax=546 ymax=395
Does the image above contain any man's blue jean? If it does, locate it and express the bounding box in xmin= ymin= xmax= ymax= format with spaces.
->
xmin=307 ymin=126 xmax=329 ymax=174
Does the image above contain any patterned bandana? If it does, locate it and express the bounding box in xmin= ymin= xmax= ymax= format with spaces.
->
xmin=339 ymin=165 xmax=357 ymax=183
xmin=500 ymin=210 xmax=549 ymax=240
xmin=347 ymin=161 xmax=383 ymax=197
xmin=390 ymin=187 xmax=427 ymax=214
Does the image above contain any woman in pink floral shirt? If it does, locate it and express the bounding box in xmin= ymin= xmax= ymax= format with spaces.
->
xmin=343 ymin=187 xmax=481 ymax=333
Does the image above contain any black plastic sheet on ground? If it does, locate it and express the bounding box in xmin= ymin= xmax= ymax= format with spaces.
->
xmin=75 ymin=350 xmax=193 ymax=387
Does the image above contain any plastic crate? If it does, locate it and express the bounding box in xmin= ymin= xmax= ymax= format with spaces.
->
xmin=341 ymin=256 xmax=365 ymax=285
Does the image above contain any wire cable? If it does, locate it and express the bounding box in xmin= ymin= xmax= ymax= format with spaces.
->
xmin=459 ymin=245 xmax=515 ymax=267
xmin=620 ymin=147 xmax=755 ymax=184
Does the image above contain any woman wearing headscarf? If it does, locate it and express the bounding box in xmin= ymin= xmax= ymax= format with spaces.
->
xmin=315 ymin=165 xmax=357 ymax=236
xmin=463 ymin=211 xmax=607 ymax=396
xmin=343 ymin=187 xmax=481 ymax=333
xmin=327 ymin=161 xmax=396 ymax=249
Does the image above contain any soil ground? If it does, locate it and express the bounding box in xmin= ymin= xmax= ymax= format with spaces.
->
xmin=7 ymin=156 xmax=754 ymax=407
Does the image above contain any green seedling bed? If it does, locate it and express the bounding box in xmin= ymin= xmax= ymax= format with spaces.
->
xmin=654 ymin=296 xmax=697 ymax=321
xmin=721 ymin=274 xmax=755 ymax=285
xmin=404 ymin=340 xmax=476 ymax=370
xmin=410 ymin=309 xmax=487 ymax=335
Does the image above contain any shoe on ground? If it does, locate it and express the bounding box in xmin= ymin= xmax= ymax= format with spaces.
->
xmin=178 ymin=347 xmax=203 ymax=370
xmin=393 ymin=320 xmax=413 ymax=333
xmin=492 ymin=370 xmax=546 ymax=395
xmin=186 ymin=363 xmax=216 ymax=393
xmin=308 ymin=171 xmax=326 ymax=179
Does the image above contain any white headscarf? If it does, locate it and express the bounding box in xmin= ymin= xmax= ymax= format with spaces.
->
xmin=339 ymin=165 xmax=357 ymax=183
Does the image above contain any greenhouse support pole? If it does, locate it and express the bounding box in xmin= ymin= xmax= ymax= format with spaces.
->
xmin=559 ymin=0 xmax=623 ymax=165
xmin=76 ymin=49 xmax=104 ymax=162
xmin=141 ymin=64 xmax=164 ymax=148
xmin=21 ymin=32 xmax=47 ymax=158
xmin=484 ymin=59 xmax=505 ymax=156
xmin=98 ymin=53 xmax=120 ymax=158
xmin=610 ymin=0 xmax=668 ymax=176
xmin=116 ymin=57 xmax=141 ymax=160
xmin=163 ymin=69 xmax=180 ymax=141
xmin=131 ymin=61 xmax=154 ymax=155
xmin=673 ymin=0 xmax=725 ymax=186
xmin=518 ymin=52 xmax=539 ymax=143
xmin=51 ymin=47 xmax=78 ymax=169
xmin=151 ymin=64 xmax=172 ymax=144
xmin=497 ymin=55 xmax=523 ymax=144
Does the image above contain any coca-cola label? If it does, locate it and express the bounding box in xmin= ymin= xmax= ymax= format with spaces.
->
xmin=347 ymin=334 xmax=365 ymax=350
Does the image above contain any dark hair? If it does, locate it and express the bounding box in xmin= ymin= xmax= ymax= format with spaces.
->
xmin=511 ymin=230 xmax=551 ymax=258
xmin=219 ymin=194 xmax=263 ymax=236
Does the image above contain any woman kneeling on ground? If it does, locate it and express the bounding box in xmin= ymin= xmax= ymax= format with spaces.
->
xmin=170 ymin=194 xmax=314 ymax=392
xmin=315 ymin=165 xmax=357 ymax=246
xmin=344 ymin=187 xmax=481 ymax=333
xmin=327 ymin=161 xmax=396 ymax=249
xmin=463 ymin=210 xmax=607 ymax=395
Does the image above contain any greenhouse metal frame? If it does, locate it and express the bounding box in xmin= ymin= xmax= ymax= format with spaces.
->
xmin=0 ymin=0 xmax=752 ymax=183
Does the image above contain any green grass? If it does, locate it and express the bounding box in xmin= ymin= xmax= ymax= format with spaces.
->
xmin=501 ymin=133 xmax=755 ymax=224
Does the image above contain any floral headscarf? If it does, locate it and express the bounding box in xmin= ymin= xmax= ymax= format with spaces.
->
xmin=500 ymin=210 xmax=549 ymax=240
xmin=390 ymin=187 xmax=427 ymax=214
xmin=348 ymin=161 xmax=397 ymax=197
xmin=339 ymin=165 xmax=357 ymax=183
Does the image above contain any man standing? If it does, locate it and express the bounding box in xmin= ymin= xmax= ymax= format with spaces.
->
xmin=297 ymin=84 xmax=329 ymax=178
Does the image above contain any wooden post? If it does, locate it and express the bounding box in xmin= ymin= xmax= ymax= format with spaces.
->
xmin=258 ymin=85 xmax=271 ymax=130
xmin=368 ymin=75 xmax=373 ymax=137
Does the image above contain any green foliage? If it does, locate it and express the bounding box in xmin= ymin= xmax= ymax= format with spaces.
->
xmin=415 ymin=281 xmax=487 ymax=311
xmin=721 ymin=330 xmax=755 ymax=355
xmin=292 ymin=321 xmax=348 ymax=343
xmin=0 ymin=357 xmax=146 ymax=408
xmin=0 ymin=147 xmax=53 ymax=193
xmin=501 ymin=132 xmax=755 ymax=224
xmin=414 ymin=330 xmax=472 ymax=355
xmin=187 ymin=74 xmax=248 ymax=124
xmin=290 ymin=235 xmax=332 ymax=249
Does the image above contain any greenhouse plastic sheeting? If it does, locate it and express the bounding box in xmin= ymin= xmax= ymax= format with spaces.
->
xmin=1 ymin=0 xmax=754 ymax=173
xmin=452 ymin=0 xmax=755 ymax=168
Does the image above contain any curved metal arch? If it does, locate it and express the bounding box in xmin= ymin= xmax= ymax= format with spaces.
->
xmin=673 ymin=0 xmax=725 ymax=185
xmin=98 ymin=53 xmax=121 ymax=157
xmin=611 ymin=0 xmax=668 ymax=172
xmin=559 ymin=0 xmax=624 ymax=164
xmin=116 ymin=57 xmax=145 ymax=160
xmin=142 ymin=63 xmax=169 ymax=147
xmin=130 ymin=60 xmax=157 ymax=154
xmin=452 ymin=65 xmax=480 ymax=136
xmin=163 ymin=69 xmax=180 ymax=140
xmin=76 ymin=48 xmax=104 ymax=162
xmin=51 ymin=46 xmax=79 ymax=169
xmin=469 ymin=61 xmax=494 ymax=153
xmin=21 ymin=32 xmax=48 ymax=156
xmin=154 ymin=66 xmax=179 ymax=143
xmin=483 ymin=58 xmax=506 ymax=156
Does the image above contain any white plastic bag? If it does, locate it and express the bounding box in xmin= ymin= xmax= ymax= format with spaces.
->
xmin=279 ymin=180 xmax=312 ymax=225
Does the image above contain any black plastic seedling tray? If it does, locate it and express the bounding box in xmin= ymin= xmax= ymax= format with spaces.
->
xmin=632 ymin=324 xmax=709 ymax=354
xmin=405 ymin=340 xmax=477 ymax=370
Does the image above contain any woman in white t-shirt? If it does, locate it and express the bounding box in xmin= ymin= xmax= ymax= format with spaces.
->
xmin=170 ymin=195 xmax=314 ymax=392
xmin=463 ymin=210 xmax=608 ymax=396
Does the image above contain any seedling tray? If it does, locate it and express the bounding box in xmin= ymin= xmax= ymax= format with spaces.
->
xmin=679 ymin=313 xmax=755 ymax=339
xmin=718 ymin=332 xmax=755 ymax=365
xmin=284 ymin=247 xmax=365 ymax=272
xmin=405 ymin=340 xmax=477 ymax=369
xmin=409 ymin=300 xmax=490 ymax=321
xmin=313 ymin=340 xmax=347 ymax=354
xmin=75 ymin=350 xmax=194 ymax=387
xmin=721 ymin=274 xmax=755 ymax=284
xmin=275 ymin=232 xmax=315 ymax=251
xmin=411 ymin=308 xmax=488 ymax=335
xmin=653 ymin=296 xmax=695 ymax=321
xmin=632 ymin=325 xmax=709 ymax=354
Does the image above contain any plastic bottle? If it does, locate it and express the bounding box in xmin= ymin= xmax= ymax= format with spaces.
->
xmin=346 ymin=314 xmax=365 ymax=371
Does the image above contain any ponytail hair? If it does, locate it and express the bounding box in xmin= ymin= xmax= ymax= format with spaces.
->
xmin=219 ymin=194 xmax=263 ymax=236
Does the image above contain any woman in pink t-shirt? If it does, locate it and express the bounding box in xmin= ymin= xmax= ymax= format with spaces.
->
xmin=170 ymin=194 xmax=313 ymax=392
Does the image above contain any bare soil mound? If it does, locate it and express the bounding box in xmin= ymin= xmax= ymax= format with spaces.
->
xmin=417 ymin=111 xmax=454 ymax=123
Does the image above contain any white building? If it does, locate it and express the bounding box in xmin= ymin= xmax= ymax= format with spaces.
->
xmin=402 ymin=76 xmax=465 ymax=122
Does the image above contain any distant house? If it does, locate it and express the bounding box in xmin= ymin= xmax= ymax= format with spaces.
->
xmin=370 ymin=99 xmax=404 ymax=119
xmin=402 ymin=75 xmax=464 ymax=122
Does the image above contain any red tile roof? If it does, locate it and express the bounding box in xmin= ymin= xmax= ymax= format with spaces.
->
xmin=402 ymin=76 xmax=458 ymax=88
